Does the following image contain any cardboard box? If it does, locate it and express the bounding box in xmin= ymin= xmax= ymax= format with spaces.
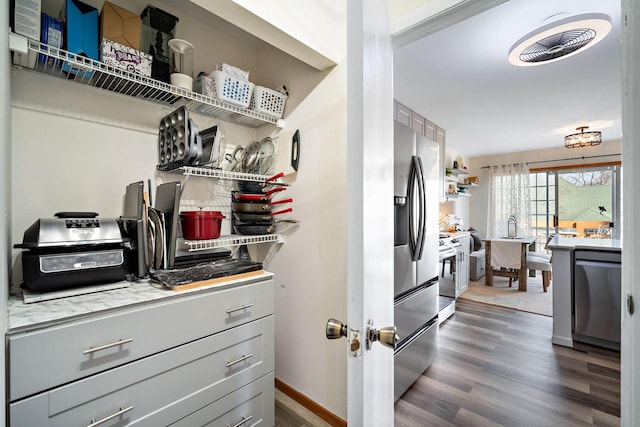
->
xmin=12 ymin=0 xmax=41 ymax=40
xmin=40 ymin=14 xmax=63 ymax=66
xmin=11 ymin=0 xmax=41 ymax=68
xmin=100 ymin=39 xmax=152 ymax=77
xmin=100 ymin=1 xmax=140 ymax=50
xmin=63 ymin=0 xmax=99 ymax=77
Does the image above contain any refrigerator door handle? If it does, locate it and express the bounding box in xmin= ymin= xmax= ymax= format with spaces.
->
xmin=414 ymin=156 xmax=426 ymax=261
xmin=408 ymin=158 xmax=418 ymax=260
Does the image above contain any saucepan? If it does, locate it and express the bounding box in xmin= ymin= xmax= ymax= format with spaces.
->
xmin=231 ymin=198 xmax=293 ymax=213
xmin=231 ymin=187 xmax=286 ymax=202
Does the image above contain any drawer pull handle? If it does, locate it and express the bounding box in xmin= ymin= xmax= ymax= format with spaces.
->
xmin=228 ymin=415 xmax=253 ymax=427
xmin=87 ymin=405 xmax=133 ymax=427
xmin=226 ymin=303 xmax=254 ymax=314
xmin=226 ymin=353 xmax=254 ymax=367
xmin=83 ymin=338 xmax=133 ymax=355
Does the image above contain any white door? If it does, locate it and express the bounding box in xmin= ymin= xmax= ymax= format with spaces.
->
xmin=621 ymin=0 xmax=639 ymax=424
xmin=346 ymin=0 xmax=395 ymax=425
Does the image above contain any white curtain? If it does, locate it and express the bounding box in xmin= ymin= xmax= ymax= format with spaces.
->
xmin=487 ymin=163 xmax=532 ymax=238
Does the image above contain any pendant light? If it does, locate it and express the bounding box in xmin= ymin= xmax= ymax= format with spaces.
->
xmin=564 ymin=126 xmax=602 ymax=148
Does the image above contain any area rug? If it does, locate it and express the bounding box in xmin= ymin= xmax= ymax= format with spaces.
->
xmin=458 ymin=273 xmax=553 ymax=317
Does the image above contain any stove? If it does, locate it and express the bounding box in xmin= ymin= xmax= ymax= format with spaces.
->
xmin=438 ymin=234 xmax=463 ymax=324
xmin=438 ymin=234 xmax=461 ymax=260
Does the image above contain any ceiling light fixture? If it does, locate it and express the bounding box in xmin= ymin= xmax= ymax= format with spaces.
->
xmin=564 ymin=126 xmax=602 ymax=149
xmin=508 ymin=13 xmax=612 ymax=66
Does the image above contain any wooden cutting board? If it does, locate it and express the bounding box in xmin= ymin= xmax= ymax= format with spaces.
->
xmin=170 ymin=269 xmax=265 ymax=291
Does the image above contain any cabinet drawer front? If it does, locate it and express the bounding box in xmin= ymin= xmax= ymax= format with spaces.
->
xmin=9 ymin=279 xmax=274 ymax=400
xmin=10 ymin=316 xmax=274 ymax=427
xmin=170 ymin=372 xmax=275 ymax=427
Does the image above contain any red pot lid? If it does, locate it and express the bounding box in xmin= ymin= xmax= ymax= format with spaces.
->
xmin=180 ymin=210 xmax=226 ymax=219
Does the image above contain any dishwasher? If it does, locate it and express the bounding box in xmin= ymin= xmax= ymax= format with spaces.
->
xmin=573 ymin=249 xmax=622 ymax=350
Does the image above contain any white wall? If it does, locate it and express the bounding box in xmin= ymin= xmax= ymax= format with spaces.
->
xmin=466 ymin=140 xmax=622 ymax=238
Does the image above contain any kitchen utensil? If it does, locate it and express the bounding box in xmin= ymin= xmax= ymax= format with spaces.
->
xmin=273 ymin=129 xmax=300 ymax=176
xmin=154 ymin=182 xmax=182 ymax=268
xmin=187 ymin=118 xmax=202 ymax=164
xmin=236 ymin=172 xmax=288 ymax=193
xmin=256 ymin=137 xmax=276 ymax=175
xmin=157 ymin=107 xmax=203 ymax=170
xmin=233 ymin=219 xmax=299 ymax=235
xmin=231 ymin=198 xmax=293 ymax=213
xmin=225 ymin=145 xmax=245 ymax=171
xmin=232 ymin=208 xmax=293 ymax=223
xmin=231 ymin=187 xmax=286 ymax=202
xmin=242 ymin=140 xmax=261 ymax=173
xmin=197 ymin=124 xmax=226 ymax=167
xmin=179 ymin=210 xmax=226 ymax=240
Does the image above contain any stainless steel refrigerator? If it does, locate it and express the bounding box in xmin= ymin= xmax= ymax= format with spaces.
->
xmin=393 ymin=121 xmax=440 ymax=401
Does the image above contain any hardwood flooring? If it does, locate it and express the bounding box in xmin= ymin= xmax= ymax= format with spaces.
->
xmin=395 ymin=300 xmax=621 ymax=426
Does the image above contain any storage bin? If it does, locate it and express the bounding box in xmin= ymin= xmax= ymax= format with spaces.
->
xmin=195 ymin=71 xmax=255 ymax=108
xmin=469 ymin=250 xmax=485 ymax=281
xmin=249 ymin=86 xmax=287 ymax=118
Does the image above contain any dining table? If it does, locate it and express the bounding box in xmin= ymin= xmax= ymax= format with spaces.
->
xmin=483 ymin=235 xmax=538 ymax=291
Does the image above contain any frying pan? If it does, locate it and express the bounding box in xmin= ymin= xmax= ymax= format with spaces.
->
xmin=233 ymin=219 xmax=299 ymax=235
xmin=231 ymin=198 xmax=293 ymax=213
xmin=232 ymin=208 xmax=293 ymax=223
xmin=231 ymin=187 xmax=286 ymax=202
xmin=236 ymin=172 xmax=287 ymax=193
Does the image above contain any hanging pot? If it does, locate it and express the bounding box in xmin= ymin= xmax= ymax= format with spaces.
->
xmin=233 ymin=219 xmax=299 ymax=235
xmin=231 ymin=198 xmax=293 ymax=213
xmin=231 ymin=187 xmax=286 ymax=202
xmin=236 ymin=172 xmax=287 ymax=193
xmin=231 ymin=208 xmax=293 ymax=223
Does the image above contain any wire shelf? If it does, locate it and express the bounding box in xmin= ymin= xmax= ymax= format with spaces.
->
xmin=182 ymin=234 xmax=283 ymax=252
xmin=12 ymin=34 xmax=279 ymax=128
xmin=179 ymin=167 xmax=287 ymax=183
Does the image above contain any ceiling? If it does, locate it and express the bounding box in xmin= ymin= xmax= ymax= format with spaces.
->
xmin=392 ymin=0 xmax=622 ymax=157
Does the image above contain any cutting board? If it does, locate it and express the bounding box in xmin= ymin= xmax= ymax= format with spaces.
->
xmin=273 ymin=130 xmax=300 ymax=176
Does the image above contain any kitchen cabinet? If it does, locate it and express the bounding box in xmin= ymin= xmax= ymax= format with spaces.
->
xmin=8 ymin=278 xmax=275 ymax=426
xmin=455 ymin=235 xmax=470 ymax=296
xmin=393 ymin=100 xmax=447 ymax=200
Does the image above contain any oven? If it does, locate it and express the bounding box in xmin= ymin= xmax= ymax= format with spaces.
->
xmin=438 ymin=235 xmax=461 ymax=322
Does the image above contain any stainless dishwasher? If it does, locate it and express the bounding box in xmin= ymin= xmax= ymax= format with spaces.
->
xmin=573 ymin=249 xmax=622 ymax=350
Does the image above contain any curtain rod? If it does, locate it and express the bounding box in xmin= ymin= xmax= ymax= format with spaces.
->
xmin=480 ymin=153 xmax=621 ymax=169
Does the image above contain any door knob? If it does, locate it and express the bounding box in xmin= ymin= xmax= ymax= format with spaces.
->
xmin=326 ymin=318 xmax=361 ymax=356
xmin=326 ymin=318 xmax=348 ymax=339
xmin=366 ymin=320 xmax=399 ymax=350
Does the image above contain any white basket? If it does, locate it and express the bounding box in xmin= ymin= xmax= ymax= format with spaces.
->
xmin=195 ymin=70 xmax=255 ymax=108
xmin=249 ymin=86 xmax=287 ymax=118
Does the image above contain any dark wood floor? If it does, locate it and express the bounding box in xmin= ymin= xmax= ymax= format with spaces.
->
xmin=395 ymin=300 xmax=621 ymax=427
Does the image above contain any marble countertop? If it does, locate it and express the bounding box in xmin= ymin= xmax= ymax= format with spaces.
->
xmin=548 ymin=236 xmax=622 ymax=251
xmin=7 ymin=272 xmax=274 ymax=333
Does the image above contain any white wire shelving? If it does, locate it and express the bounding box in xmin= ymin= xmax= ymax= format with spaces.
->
xmin=9 ymin=33 xmax=281 ymax=128
xmin=175 ymin=167 xmax=289 ymax=252
xmin=181 ymin=234 xmax=283 ymax=252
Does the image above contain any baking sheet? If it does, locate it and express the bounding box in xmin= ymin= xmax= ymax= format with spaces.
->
xmin=149 ymin=258 xmax=263 ymax=288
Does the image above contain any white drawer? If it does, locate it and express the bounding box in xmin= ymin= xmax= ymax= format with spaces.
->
xmin=10 ymin=316 xmax=274 ymax=427
xmin=170 ymin=372 xmax=275 ymax=427
xmin=9 ymin=279 xmax=274 ymax=401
